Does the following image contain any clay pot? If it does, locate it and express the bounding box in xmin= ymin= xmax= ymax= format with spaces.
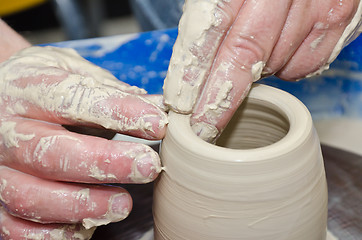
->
xmin=153 ymin=84 xmax=328 ymax=240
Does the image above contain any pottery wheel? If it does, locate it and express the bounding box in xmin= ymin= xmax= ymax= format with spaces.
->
xmin=92 ymin=144 xmax=362 ymax=240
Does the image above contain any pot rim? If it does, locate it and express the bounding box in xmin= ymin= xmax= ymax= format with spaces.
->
xmin=166 ymin=84 xmax=314 ymax=162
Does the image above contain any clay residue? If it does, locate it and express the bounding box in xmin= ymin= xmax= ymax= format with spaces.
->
xmin=0 ymin=46 xmax=167 ymax=138
xmin=33 ymin=135 xmax=81 ymax=169
xmin=72 ymin=188 xmax=90 ymax=202
xmin=191 ymin=122 xmax=219 ymax=143
xmin=191 ymin=77 xmax=251 ymax=142
xmin=163 ymin=0 xmax=227 ymax=113
xmin=82 ymin=193 xmax=130 ymax=229
xmin=0 ymin=178 xmax=8 ymax=204
xmin=1 ymin=226 xmax=10 ymax=237
xmin=122 ymin=144 xmax=162 ymax=183
xmin=129 ymin=150 xmax=162 ymax=183
xmin=21 ymin=225 xmax=96 ymax=240
xmin=88 ymin=164 xmax=117 ymax=181
xmin=0 ymin=121 xmax=35 ymax=148
xmin=251 ymin=61 xmax=266 ymax=82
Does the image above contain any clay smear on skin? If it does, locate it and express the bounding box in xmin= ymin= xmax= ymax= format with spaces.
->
xmin=164 ymin=0 xmax=266 ymax=141
xmin=1 ymin=226 xmax=10 ymax=237
xmin=122 ymin=144 xmax=162 ymax=183
xmin=51 ymin=188 xmax=97 ymax=215
xmin=310 ymin=22 xmax=328 ymax=51
xmin=190 ymin=61 xmax=235 ymax=141
xmin=50 ymin=187 xmax=131 ymax=230
xmin=191 ymin=60 xmax=253 ymax=142
xmin=0 ymin=121 xmax=35 ymax=148
xmin=191 ymin=81 xmax=251 ymax=142
xmin=82 ymin=193 xmax=130 ymax=229
xmin=33 ymin=135 xmax=81 ymax=168
xmin=0 ymin=46 xmax=164 ymax=180
xmin=1 ymin=202 xmax=95 ymax=239
xmin=86 ymin=143 xmax=161 ymax=182
xmin=88 ymin=164 xmax=118 ymax=181
xmin=0 ymin=177 xmax=42 ymax=221
xmin=21 ymin=225 xmax=95 ymax=240
xmin=0 ymin=46 xmax=167 ymax=138
xmin=163 ymin=0 xmax=229 ymax=113
xmin=0 ymin=178 xmax=8 ymax=204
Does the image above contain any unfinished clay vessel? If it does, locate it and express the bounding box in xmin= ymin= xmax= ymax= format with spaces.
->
xmin=153 ymin=84 xmax=328 ymax=240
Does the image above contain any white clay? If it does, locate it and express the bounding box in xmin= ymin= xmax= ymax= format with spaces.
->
xmin=0 ymin=121 xmax=35 ymax=148
xmin=88 ymin=164 xmax=117 ymax=181
xmin=1 ymin=227 xmax=10 ymax=236
xmin=251 ymin=61 xmax=266 ymax=82
xmin=0 ymin=46 xmax=168 ymax=138
xmin=163 ymin=0 xmax=225 ymax=113
xmin=154 ymin=84 xmax=328 ymax=240
xmin=0 ymin=179 xmax=8 ymax=204
xmin=21 ymin=225 xmax=95 ymax=240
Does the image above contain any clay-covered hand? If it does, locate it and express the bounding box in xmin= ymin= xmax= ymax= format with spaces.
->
xmin=0 ymin=46 xmax=168 ymax=238
xmin=163 ymin=0 xmax=362 ymax=142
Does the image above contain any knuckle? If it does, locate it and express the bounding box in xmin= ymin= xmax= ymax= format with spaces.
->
xmin=226 ymin=34 xmax=265 ymax=68
xmin=327 ymin=0 xmax=359 ymax=26
xmin=215 ymin=4 xmax=234 ymax=30
xmin=1 ymin=188 xmax=36 ymax=220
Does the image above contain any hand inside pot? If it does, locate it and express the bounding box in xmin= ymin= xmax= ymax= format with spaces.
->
xmin=163 ymin=0 xmax=361 ymax=142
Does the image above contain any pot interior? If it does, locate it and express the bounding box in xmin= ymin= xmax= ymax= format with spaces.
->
xmin=216 ymin=98 xmax=290 ymax=149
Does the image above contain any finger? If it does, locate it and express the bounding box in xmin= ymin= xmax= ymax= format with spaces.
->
xmin=163 ymin=0 xmax=244 ymax=113
xmin=1 ymin=118 xmax=162 ymax=184
xmin=0 ymin=56 xmax=167 ymax=140
xmin=0 ymin=206 xmax=95 ymax=240
xmin=190 ymin=0 xmax=292 ymax=142
xmin=277 ymin=0 xmax=360 ymax=80
xmin=0 ymin=167 xmax=132 ymax=229
xmin=6 ymin=46 xmax=147 ymax=95
xmin=142 ymin=94 xmax=169 ymax=112
xmin=49 ymin=46 xmax=148 ymax=95
xmin=262 ymin=0 xmax=314 ymax=76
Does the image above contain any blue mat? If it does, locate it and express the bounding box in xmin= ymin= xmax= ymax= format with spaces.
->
xmin=47 ymin=28 xmax=362 ymax=119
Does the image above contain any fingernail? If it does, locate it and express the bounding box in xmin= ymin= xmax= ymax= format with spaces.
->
xmin=110 ymin=193 xmax=132 ymax=216
xmin=132 ymin=150 xmax=162 ymax=183
xmin=191 ymin=122 xmax=219 ymax=143
xmin=82 ymin=193 xmax=131 ymax=230
xmin=141 ymin=112 xmax=168 ymax=140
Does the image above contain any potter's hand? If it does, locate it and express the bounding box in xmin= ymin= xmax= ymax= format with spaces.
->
xmin=164 ymin=0 xmax=361 ymax=142
xmin=0 ymin=46 xmax=168 ymax=238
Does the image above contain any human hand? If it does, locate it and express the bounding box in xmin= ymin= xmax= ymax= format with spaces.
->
xmin=163 ymin=0 xmax=361 ymax=142
xmin=0 ymin=46 xmax=168 ymax=238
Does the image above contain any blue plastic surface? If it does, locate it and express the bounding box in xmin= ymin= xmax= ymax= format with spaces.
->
xmin=47 ymin=28 xmax=362 ymax=120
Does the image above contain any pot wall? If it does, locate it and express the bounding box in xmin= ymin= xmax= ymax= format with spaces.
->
xmin=153 ymin=84 xmax=328 ymax=240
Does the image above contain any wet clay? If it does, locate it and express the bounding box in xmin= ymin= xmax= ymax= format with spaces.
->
xmin=153 ymin=84 xmax=328 ymax=240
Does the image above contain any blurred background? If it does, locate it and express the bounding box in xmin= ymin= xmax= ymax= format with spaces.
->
xmin=1 ymin=0 xmax=140 ymax=44
xmin=0 ymin=0 xmax=183 ymax=44
xmin=0 ymin=0 xmax=184 ymax=44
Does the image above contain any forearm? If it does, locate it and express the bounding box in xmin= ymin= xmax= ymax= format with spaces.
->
xmin=0 ymin=19 xmax=31 ymax=63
